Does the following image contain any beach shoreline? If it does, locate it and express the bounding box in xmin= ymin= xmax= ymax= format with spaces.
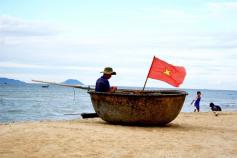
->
xmin=1 ymin=112 xmax=237 ymax=158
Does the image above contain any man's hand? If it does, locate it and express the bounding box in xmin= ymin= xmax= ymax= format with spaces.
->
xmin=110 ymin=86 xmax=117 ymax=92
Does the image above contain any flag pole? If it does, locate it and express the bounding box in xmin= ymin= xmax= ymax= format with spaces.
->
xmin=142 ymin=56 xmax=155 ymax=91
xmin=142 ymin=77 xmax=149 ymax=91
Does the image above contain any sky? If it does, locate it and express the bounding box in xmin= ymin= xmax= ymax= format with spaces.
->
xmin=0 ymin=0 xmax=237 ymax=90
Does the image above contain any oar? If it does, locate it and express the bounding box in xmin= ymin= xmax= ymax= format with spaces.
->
xmin=32 ymin=79 xmax=94 ymax=90
xmin=81 ymin=113 xmax=98 ymax=118
xmin=64 ymin=113 xmax=99 ymax=119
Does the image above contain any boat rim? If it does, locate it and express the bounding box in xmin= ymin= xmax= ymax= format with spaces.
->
xmin=88 ymin=89 xmax=188 ymax=97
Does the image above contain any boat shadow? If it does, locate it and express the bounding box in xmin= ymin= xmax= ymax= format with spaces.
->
xmin=95 ymin=120 xmax=235 ymax=133
xmin=94 ymin=119 xmax=185 ymax=129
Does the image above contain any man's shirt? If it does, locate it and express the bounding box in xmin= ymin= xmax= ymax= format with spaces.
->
xmin=95 ymin=76 xmax=110 ymax=92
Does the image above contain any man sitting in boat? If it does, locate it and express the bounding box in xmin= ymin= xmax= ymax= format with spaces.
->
xmin=95 ymin=67 xmax=117 ymax=92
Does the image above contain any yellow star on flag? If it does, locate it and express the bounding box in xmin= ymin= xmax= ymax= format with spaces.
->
xmin=163 ymin=69 xmax=171 ymax=76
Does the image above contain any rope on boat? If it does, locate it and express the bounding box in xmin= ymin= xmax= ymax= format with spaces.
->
xmin=73 ymin=88 xmax=76 ymax=101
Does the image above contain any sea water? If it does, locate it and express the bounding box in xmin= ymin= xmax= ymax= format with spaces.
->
xmin=0 ymin=84 xmax=236 ymax=123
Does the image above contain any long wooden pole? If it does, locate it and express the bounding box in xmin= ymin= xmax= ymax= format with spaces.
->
xmin=142 ymin=56 xmax=155 ymax=91
xmin=32 ymin=80 xmax=92 ymax=90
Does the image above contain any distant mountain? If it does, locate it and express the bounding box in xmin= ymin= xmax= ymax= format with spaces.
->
xmin=62 ymin=79 xmax=84 ymax=85
xmin=0 ymin=77 xmax=26 ymax=85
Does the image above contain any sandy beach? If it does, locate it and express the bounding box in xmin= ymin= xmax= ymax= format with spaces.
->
xmin=0 ymin=112 xmax=237 ymax=158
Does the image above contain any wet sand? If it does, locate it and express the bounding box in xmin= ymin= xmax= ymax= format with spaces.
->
xmin=0 ymin=112 xmax=237 ymax=158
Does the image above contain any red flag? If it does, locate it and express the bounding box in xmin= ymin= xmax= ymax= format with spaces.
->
xmin=147 ymin=56 xmax=186 ymax=87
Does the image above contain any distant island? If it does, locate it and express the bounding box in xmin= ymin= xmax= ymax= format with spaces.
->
xmin=62 ymin=79 xmax=84 ymax=85
xmin=0 ymin=77 xmax=26 ymax=85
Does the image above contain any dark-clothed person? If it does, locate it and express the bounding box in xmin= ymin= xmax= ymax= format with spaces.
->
xmin=95 ymin=67 xmax=117 ymax=92
xmin=210 ymin=102 xmax=222 ymax=116
xmin=210 ymin=102 xmax=222 ymax=111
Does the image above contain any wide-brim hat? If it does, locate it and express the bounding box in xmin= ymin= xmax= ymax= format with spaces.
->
xmin=101 ymin=67 xmax=116 ymax=75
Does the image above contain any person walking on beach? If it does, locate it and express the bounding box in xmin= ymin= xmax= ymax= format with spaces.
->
xmin=95 ymin=67 xmax=117 ymax=92
xmin=191 ymin=91 xmax=202 ymax=112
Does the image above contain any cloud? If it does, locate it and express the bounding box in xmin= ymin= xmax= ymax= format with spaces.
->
xmin=206 ymin=2 xmax=237 ymax=20
xmin=208 ymin=2 xmax=237 ymax=10
xmin=0 ymin=15 xmax=57 ymax=37
xmin=0 ymin=7 xmax=237 ymax=90
xmin=0 ymin=61 xmax=105 ymax=72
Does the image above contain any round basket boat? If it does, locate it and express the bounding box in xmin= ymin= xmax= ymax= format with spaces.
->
xmin=88 ymin=90 xmax=188 ymax=125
